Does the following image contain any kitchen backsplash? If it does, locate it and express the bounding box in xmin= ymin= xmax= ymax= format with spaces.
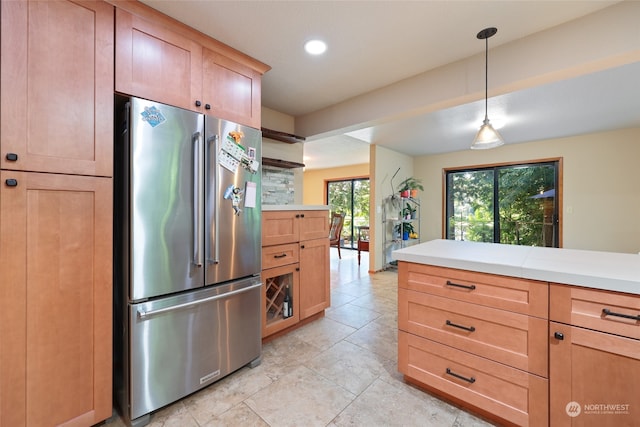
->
xmin=262 ymin=166 xmax=295 ymax=205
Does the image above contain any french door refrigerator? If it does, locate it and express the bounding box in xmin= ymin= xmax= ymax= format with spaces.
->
xmin=114 ymin=97 xmax=262 ymax=426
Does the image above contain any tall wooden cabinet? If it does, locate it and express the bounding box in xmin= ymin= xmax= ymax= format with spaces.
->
xmin=0 ymin=172 xmax=113 ymax=427
xmin=0 ymin=0 xmax=114 ymax=425
xmin=261 ymin=209 xmax=330 ymax=338
xmin=1 ymin=0 xmax=113 ymax=176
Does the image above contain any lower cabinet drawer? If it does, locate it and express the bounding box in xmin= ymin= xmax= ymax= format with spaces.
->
xmin=399 ymin=288 xmax=548 ymax=377
xmin=262 ymin=243 xmax=299 ymax=270
xmin=398 ymin=262 xmax=548 ymax=318
xmin=399 ymin=331 xmax=548 ymax=427
xmin=550 ymin=284 xmax=640 ymax=339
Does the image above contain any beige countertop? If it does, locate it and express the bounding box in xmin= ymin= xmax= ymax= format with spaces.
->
xmin=262 ymin=205 xmax=330 ymax=211
xmin=393 ymin=239 xmax=640 ymax=295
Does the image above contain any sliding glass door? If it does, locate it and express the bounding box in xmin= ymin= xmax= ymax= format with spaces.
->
xmin=446 ymin=161 xmax=559 ymax=247
xmin=327 ymin=178 xmax=370 ymax=248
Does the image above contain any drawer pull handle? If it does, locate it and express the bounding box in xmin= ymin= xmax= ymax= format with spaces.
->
xmin=446 ymin=320 xmax=476 ymax=332
xmin=602 ymin=308 xmax=640 ymax=321
xmin=445 ymin=368 xmax=476 ymax=384
xmin=273 ymin=253 xmax=287 ymax=259
xmin=446 ymin=280 xmax=476 ymax=291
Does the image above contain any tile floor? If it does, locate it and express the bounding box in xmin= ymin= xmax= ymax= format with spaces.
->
xmin=106 ymin=249 xmax=495 ymax=427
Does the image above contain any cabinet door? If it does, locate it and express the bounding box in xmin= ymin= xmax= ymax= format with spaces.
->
xmin=0 ymin=171 xmax=112 ymax=427
xmin=550 ymin=322 xmax=640 ymax=426
xmin=262 ymin=211 xmax=300 ymax=246
xmin=299 ymin=210 xmax=330 ymax=241
xmin=115 ymin=8 xmax=202 ymax=112
xmin=1 ymin=0 xmax=113 ymax=176
xmin=299 ymin=238 xmax=330 ymax=319
xmin=202 ymin=47 xmax=262 ymax=128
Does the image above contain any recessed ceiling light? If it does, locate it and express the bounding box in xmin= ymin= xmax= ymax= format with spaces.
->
xmin=304 ymin=39 xmax=327 ymax=55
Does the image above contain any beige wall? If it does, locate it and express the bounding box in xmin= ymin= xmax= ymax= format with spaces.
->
xmin=302 ymin=163 xmax=369 ymax=205
xmin=261 ymin=107 xmax=304 ymax=204
xmin=411 ymin=127 xmax=640 ymax=254
xmin=371 ymin=145 xmax=414 ymax=272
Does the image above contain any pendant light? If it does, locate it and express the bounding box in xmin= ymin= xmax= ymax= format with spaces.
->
xmin=471 ymin=27 xmax=504 ymax=150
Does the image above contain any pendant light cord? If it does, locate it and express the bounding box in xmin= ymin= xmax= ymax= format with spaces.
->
xmin=484 ymin=36 xmax=488 ymax=122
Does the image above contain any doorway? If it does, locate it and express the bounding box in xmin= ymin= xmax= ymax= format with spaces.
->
xmin=326 ymin=178 xmax=370 ymax=249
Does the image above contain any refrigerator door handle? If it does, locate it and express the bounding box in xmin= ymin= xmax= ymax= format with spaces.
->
xmin=193 ymin=131 xmax=204 ymax=268
xmin=136 ymin=281 xmax=262 ymax=319
xmin=206 ymin=135 xmax=220 ymax=265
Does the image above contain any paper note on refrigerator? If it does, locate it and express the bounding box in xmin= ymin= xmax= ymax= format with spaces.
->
xmin=244 ymin=182 xmax=257 ymax=208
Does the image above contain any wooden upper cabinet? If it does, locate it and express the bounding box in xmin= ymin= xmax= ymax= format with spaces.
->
xmin=115 ymin=5 xmax=268 ymax=128
xmin=0 ymin=0 xmax=114 ymax=177
xmin=202 ymin=48 xmax=262 ymax=128
xmin=115 ymin=8 xmax=203 ymax=112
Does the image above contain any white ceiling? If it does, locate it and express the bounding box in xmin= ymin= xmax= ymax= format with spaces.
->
xmin=140 ymin=1 xmax=640 ymax=169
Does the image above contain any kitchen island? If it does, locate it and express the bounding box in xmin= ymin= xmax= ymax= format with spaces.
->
xmin=394 ymin=239 xmax=639 ymax=426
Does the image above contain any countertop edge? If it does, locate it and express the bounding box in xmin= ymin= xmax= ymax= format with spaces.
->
xmin=262 ymin=205 xmax=330 ymax=211
xmin=393 ymin=240 xmax=640 ymax=295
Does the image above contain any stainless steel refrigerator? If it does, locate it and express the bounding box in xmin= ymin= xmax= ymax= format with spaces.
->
xmin=114 ymin=97 xmax=262 ymax=426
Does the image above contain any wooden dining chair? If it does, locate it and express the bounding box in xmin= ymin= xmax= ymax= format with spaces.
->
xmin=329 ymin=213 xmax=345 ymax=259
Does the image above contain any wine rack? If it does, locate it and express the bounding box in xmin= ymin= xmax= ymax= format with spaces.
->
xmin=265 ymin=274 xmax=291 ymax=322
xmin=261 ymin=263 xmax=299 ymax=336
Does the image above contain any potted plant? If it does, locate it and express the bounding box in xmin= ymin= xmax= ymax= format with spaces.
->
xmin=397 ymin=177 xmax=424 ymax=198
xmin=394 ymin=222 xmax=415 ymax=240
xmin=402 ymin=204 xmax=416 ymax=220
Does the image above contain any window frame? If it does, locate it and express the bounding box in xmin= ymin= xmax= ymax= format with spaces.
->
xmin=442 ymin=157 xmax=563 ymax=247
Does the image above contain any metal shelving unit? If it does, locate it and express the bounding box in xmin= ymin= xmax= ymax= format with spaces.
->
xmin=382 ymin=196 xmax=420 ymax=269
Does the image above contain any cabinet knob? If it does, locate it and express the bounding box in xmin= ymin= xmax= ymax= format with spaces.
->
xmin=195 ymin=100 xmax=202 ymax=107
xmin=5 ymin=153 xmax=18 ymax=161
xmin=300 ymin=214 xmax=305 ymax=218
xmin=554 ymin=332 xmax=564 ymax=340
xmin=5 ymin=179 xmax=18 ymax=187
xmin=205 ymin=104 xmax=211 ymax=110
xmin=300 ymin=245 xmax=305 ymax=249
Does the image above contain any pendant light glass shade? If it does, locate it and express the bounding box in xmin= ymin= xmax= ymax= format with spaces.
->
xmin=471 ymin=118 xmax=504 ymax=149
xmin=471 ymin=27 xmax=504 ymax=150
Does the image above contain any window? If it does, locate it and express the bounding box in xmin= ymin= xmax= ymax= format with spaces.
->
xmin=445 ymin=160 xmax=560 ymax=247
xmin=326 ymin=178 xmax=370 ymax=249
